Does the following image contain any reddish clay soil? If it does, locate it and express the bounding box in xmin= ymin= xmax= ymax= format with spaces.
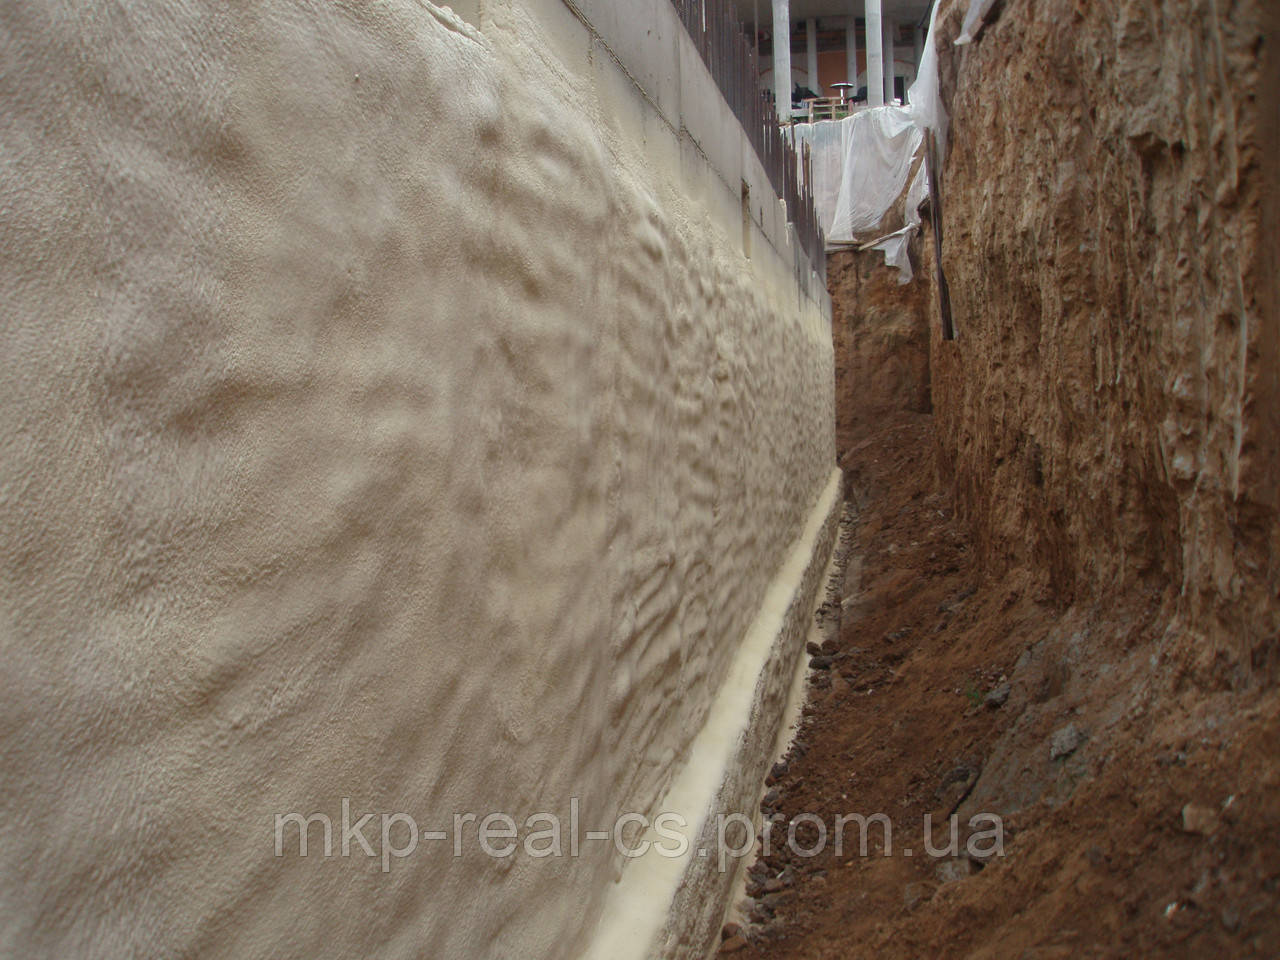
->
xmin=828 ymin=248 xmax=932 ymax=462
xmin=719 ymin=410 xmax=1280 ymax=959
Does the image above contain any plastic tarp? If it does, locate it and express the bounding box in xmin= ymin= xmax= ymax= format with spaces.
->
xmin=955 ymin=0 xmax=1000 ymax=45
xmin=872 ymin=163 xmax=931 ymax=284
xmin=909 ymin=0 xmax=947 ymax=157
xmin=792 ymin=119 xmax=853 ymax=244
xmin=788 ymin=0 xmax=947 ymax=279
xmin=792 ymin=108 xmax=922 ymax=245
xmin=869 ymin=228 xmax=916 ymax=283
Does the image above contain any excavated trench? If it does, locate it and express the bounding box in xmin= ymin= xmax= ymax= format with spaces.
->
xmin=714 ymin=245 xmax=1278 ymax=958
xmin=710 ymin=0 xmax=1279 ymax=952
xmin=0 ymin=0 xmax=1275 ymax=957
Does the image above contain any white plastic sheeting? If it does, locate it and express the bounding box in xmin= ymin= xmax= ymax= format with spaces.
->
xmin=793 ymin=108 xmax=923 ymax=244
xmin=867 ymin=162 xmax=931 ymax=283
xmin=955 ymin=0 xmax=999 ymax=45
xmin=789 ymin=0 xmax=947 ymax=279
xmin=909 ymin=0 xmax=948 ymax=157
xmin=868 ymin=227 xmax=916 ymax=281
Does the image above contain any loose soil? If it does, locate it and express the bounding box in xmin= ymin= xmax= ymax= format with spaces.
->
xmin=719 ymin=409 xmax=1280 ymax=959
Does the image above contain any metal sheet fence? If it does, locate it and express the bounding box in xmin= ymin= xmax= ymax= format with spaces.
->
xmin=669 ymin=0 xmax=825 ymax=275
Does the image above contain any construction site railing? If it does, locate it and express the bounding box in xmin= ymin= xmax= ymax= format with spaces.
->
xmin=668 ymin=0 xmax=825 ymax=276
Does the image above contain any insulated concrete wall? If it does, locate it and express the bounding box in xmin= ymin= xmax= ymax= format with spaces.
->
xmin=0 ymin=2 xmax=835 ymax=958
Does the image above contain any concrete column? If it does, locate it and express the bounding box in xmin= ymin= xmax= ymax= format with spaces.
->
xmin=845 ymin=16 xmax=858 ymax=93
xmin=772 ymin=0 xmax=791 ymax=119
xmin=882 ymin=15 xmax=895 ymax=103
xmin=806 ymin=18 xmax=820 ymax=96
xmin=865 ymin=0 xmax=884 ymax=106
xmin=913 ymin=23 xmax=923 ymax=78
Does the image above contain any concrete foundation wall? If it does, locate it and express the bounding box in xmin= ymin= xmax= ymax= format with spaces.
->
xmin=0 ymin=1 xmax=836 ymax=958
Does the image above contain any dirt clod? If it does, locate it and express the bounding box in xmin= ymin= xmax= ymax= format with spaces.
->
xmin=1180 ymin=804 xmax=1220 ymax=837
xmin=984 ymin=683 xmax=1011 ymax=709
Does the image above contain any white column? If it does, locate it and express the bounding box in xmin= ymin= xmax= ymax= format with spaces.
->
xmin=845 ymin=16 xmax=858 ymax=94
xmin=772 ymin=0 xmax=791 ymax=119
xmin=882 ymin=14 xmax=895 ymax=103
xmin=806 ymin=18 xmax=820 ymax=96
xmin=865 ymin=0 xmax=884 ymax=107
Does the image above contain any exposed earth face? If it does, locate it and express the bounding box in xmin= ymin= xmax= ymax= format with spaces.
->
xmin=719 ymin=0 xmax=1279 ymax=952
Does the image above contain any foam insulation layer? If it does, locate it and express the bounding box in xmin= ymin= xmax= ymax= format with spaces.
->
xmin=0 ymin=1 xmax=835 ymax=958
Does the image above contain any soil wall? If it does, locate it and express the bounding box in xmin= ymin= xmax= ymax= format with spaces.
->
xmin=931 ymin=0 xmax=1278 ymax=683
xmin=829 ymin=241 xmax=935 ymax=464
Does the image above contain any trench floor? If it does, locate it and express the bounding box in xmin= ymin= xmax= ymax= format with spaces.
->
xmin=718 ymin=410 xmax=1280 ymax=958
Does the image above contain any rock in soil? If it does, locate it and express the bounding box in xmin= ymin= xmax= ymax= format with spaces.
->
xmin=1180 ymin=803 xmax=1220 ymax=836
xmin=1049 ymin=723 xmax=1084 ymax=760
xmin=934 ymin=858 xmax=973 ymax=884
xmin=903 ymin=881 xmax=938 ymax=911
